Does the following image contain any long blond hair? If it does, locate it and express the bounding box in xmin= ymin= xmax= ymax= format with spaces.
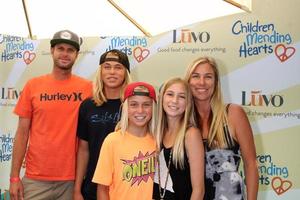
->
xmin=156 ymin=77 xmax=196 ymax=169
xmin=184 ymin=57 xmax=230 ymax=148
xmin=92 ymin=66 xmax=131 ymax=106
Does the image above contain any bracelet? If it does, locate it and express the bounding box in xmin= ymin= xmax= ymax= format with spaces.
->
xmin=10 ymin=177 xmax=21 ymax=183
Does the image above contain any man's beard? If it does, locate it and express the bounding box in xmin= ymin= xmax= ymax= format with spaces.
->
xmin=54 ymin=59 xmax=75 ymax=71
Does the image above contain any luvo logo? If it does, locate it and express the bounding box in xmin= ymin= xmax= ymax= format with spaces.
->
xmin=1 ymin=87 xmax=21 ymax=100
xmin=172 ymin=29 xmax=210 ymax=43
xmin=241 ymin=91 xmax=284 ymax=107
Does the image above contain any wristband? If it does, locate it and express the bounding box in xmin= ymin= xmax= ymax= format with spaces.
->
xmin=10 ymin=177 xmax=21 ymax=183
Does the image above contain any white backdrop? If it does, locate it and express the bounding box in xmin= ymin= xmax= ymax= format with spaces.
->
xmin=0 ymin=0 xmax=299 ymax=199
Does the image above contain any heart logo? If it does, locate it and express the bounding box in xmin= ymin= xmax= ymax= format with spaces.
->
xmin=271 ymin=176 xmax=292 ymax=195
xmin=133 ymin=47 xmax=150 ymax=63
xmin=23 ymin=50 xmax=36 ymax=65
xmin=275 ymin=44 xmax=296 ymax=62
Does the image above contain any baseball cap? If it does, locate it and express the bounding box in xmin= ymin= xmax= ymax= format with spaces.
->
xmin=99 ymin=49 xmax=130 ymax=72
xmin=50 ymin=30 xmax=82 ymax=51
xmin=124 ymin=82 xmax=156 ymax=102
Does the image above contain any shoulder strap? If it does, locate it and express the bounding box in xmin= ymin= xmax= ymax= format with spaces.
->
xmin=224 ymin=103 xmax=235 ymax=147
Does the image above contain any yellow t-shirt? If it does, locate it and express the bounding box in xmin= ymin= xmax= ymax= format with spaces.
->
xmin=92 ymin=130 xmax=156 ymax=200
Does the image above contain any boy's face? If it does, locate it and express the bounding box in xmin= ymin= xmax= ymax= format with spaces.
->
xmin=101 ymin=61 xmax=126 ymax=90
xmin=127 ymin=95 xmax=153 ymax=129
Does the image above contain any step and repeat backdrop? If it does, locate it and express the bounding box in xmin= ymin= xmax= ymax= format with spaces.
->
xmin=0 ymin=0 xmax=299 ymax=199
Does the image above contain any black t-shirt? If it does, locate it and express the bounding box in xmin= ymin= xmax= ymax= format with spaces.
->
xmin=153 ymin=145 xmax=192 ymax=200
xmin=77 ymin=98 xmax=121 ymax=199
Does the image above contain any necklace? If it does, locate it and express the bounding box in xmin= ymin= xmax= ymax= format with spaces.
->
xmin=158 ymin=149 xmax=172 ymax=200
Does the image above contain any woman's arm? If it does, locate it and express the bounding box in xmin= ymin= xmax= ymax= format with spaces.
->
xmin=185 ymin=126 xmax=205 ymax=200
xmin=228 ymin=104 xmax=259 ymax=200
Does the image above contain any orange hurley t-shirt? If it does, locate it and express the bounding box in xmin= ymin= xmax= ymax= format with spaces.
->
xmin=92 ymin=130 xmax=156 ymax=200
xmin=14 ymin=74 xmax=92 ymax=180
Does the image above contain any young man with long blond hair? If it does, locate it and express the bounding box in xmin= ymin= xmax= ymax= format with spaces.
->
xmin=74 ymin=49 xmax=131 ymax=200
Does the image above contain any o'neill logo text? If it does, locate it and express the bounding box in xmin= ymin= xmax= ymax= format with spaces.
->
xmin=40 ymin=92 xmax=83 ymax=101
xmin=242 ymin=91 xmax=284 ymax=107
xmin=122 ymin=151 xmax=156 ymax=186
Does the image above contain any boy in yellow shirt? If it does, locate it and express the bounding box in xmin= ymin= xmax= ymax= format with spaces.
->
xmin=92 ymin=82 xmax=157 ymax=200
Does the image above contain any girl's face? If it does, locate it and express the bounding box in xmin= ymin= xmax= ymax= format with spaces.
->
xmin=189 ymin=63 xmax=215 ymax=102
xmin=128 ymin=95 xmax=153 ymax=129
xmin=163 ymin=82 xmax=187 ymax=119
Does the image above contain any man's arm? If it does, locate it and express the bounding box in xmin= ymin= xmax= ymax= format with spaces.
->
xmin=97 ymin=184 xmax=109 ymax=200
xmin=9 ymin=117 xmax=31 ymax=200
xmin=73 ymin=139 xmax=89 ymax=200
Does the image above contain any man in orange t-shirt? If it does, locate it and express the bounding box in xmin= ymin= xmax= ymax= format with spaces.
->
xmin=9 ymin=30 xmax=92 ymax=200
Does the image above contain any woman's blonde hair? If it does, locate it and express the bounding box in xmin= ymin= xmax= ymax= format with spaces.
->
xmin=184 ymin=57 xmax=230 ymax=148
xmin=156 ymin=77 xmax=196 ymax=169
xmin=92 ymin=66 xmax=131 ymax=106
xmin=115 ymin=86 xmax=156 ymax=137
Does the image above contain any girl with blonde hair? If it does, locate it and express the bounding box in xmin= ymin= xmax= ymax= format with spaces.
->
xmin=153 ymin=77 xmax=204 ymax=200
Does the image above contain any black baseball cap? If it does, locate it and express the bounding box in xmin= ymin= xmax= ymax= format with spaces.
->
xmin=50 ymin=30 xmax=82 ymax=51
xmin=99 ymin=49 xmax=130 ymax=72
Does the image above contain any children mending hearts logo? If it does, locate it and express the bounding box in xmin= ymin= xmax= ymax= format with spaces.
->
xmin=275 ymin=44 xmax=295 ymax=62
xmin=133 ymin=47 xmax=150 ymax=63
xmin=271 ymin=176 xmax=292 ymax=195
xmin=23 ymin=50 xmax=36 ymax=65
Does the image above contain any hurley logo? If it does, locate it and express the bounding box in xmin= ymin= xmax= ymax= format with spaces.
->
xmin=40 ymin=92 xmax=83 ymax=101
